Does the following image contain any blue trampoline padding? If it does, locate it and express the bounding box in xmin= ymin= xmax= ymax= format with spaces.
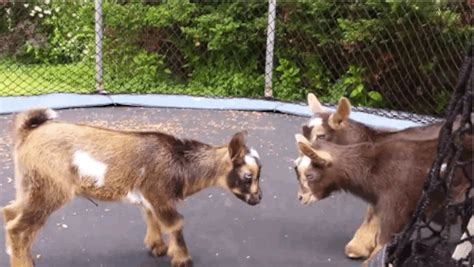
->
xmin=275 ymin=102 xmax=420 ymax=129
xmin=110 ymin=94 xmax=278 ymax=111
xmin=0 ymin=93 xmax=112 ymax=113
xmin=0 ymin=93 xmax=421 ymax=129
xmin=110 ymin=94 xmax=421 ymax=129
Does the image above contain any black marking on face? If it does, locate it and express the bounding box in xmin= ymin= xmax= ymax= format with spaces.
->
xmin=227 ymin=153 xmax=262 ymax=206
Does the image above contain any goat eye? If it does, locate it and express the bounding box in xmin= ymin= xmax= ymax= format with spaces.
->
xmin=316 ymin=135 xmax=326 ymax=140
xmin=306 ymin=174 xmax=315 ymax=181
xmin=244 ymin=173 xmax=253 ymax=180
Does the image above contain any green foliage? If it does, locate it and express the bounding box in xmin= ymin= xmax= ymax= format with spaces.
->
xmin=1 ymin=1 xmax=95 ymax=64
xmin=274 ymin=58 xmax=302 ymax=100
xmin=274 ymin=1 xmax=471 ymax=112
xmin=329 ymin=66 xmax=384 ymax=107
xmin=100 ymin=1 xmax=267 ymax=97
xmin=0 ymin=1 xmax=471 ymax=115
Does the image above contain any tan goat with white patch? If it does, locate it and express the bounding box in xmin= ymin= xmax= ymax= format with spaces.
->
xmin=2 ymin=108 xmax=262 ymax=267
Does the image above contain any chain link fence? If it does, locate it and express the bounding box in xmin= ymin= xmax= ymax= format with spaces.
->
xmin=272 ymin=1 xmax=471 ymax=122
xmin=386 ymin=45 xmax=472 ymax=267
xmin=0 ymin=1 xmax=472 ymax=122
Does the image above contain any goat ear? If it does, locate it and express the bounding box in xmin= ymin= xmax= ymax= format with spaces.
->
xmin=307 ymin=93 xmax=324 ymax=113
xmin=328 ymin=97 xmax=351 ymax=130
xmin=294 ymin=134 xmax=331 ymax=167
xmin=229 ymin=131 xmax=247 ymax=160
xmin=295 ymin=133 xmax=311 ymax=146
xmin=302 ymin=125 xmax=313 ymax=140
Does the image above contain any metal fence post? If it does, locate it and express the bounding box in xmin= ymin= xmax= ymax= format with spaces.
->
xmin=94 ymin=0 xmax=105 ymax=94
xmin=264 ymin=0 xmax=276 ymax=98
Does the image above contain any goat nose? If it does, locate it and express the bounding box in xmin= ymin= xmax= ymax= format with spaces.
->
xmin=298 ymin=195 xmax=303 ymax=201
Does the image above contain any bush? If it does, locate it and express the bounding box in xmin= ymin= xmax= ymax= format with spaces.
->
xmin=274 ymin=1 xmax=472 ymax=113
xmin=0 ymin=1 xmax=94 ymax=64
xmin=0 ymin=1 xmax=471 ymax=114
xmin=101 ymin=1 xmax=267 ymax=97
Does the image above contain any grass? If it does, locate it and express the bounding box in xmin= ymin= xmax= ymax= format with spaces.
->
xmin=0 ymin=60 xmax=95 ymax=96
xmin=0 ymin=59 xmax=268 ymax=99
xmin=0 ymin=59 xmax=251 ymax=97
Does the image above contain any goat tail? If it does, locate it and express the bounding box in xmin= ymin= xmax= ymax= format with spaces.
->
xmin=12 ymin=108 xmax=57 ymax=144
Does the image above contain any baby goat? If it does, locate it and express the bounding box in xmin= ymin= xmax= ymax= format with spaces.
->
xmin=304 ymin=93 xmax=450 ymax=259
xmin=293 ymin=134 xmax=471 ymax=264
xmin=2 ymin=108 xmax=262 ymax=267
xmin=305 ymin=93 xmax=447 ymax=144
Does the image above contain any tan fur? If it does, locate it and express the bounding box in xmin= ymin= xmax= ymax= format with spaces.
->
xmin=328 ymin=97 xmax=351 ymax=130
xmin=143 ymin=208 xmax=167 ymax=257
xmin=307 ymin=93 xmax=325 ymax=113
xmin=296 ymin=134 xmax=332 ymax=165
xmin=345 ymin=206 xmax=379 ymax=259
xmin=3 ymin=109 xmax=262 ymax=267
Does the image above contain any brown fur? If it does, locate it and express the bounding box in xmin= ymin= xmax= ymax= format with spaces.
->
xmin=2 ymin=108 xmax=262 ymax=267
xmin=304 ymin=93 xmax=467 ymax=259
xmin=304 ymin=95 xmax=443 ymax=259
xmin=294 ymin=134 xmax=472 ymax=263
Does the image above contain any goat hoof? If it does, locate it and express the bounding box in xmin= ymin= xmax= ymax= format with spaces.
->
xmin=345 ymin=243 xmax=371 ymax=259
xmin=171 ymin=258 xmax=193 ymax=267
xmin=147 ymin=242 xmax=168 ymax=257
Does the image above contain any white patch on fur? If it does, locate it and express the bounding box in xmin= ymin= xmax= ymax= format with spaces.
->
xmin=297 ymin=156 xmax=312 ymax=168
xmin=308 ymin=117 xmax=323 ymax=127
xmin=142 ymin=197 xmax=153 ymax=211
xmin=298 ymin=191 xmax=318 ymax=205
xmin=250 ymin=148 xmax=260 ymax=159
xmin=294 ymin=157 xmax=300 ymax=166
xmin=126 ymin=190 xmax=141 ymax=204
xmin=295 ymin=156 xmax=315 ymax=204
xmin=72 ymin=150 xmax=107 ymax=187
xmin=126 ymin=190 xmax=153 ymax=210
xmin=244 ymin=155 xmax=257 ymax=166
xmin=440 ymin=163 xmax=447 ymax=173
xmin=5 ymin=245 xmax=11 ymax=256
xmin=245 ymin=194 xmax=251 ymax=202
xmin=45 ymin=109 xmax=58 ymax=119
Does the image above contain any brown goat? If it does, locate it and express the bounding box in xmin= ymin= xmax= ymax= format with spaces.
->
xmin=305 ymin=93 xmax=446 ymax=144
xmin=304 ymin=93 xmax=449 ymax=259
xmin=293 ymin=134 xmax=471 ymax=264
xmin=2 ymin=108 xmax=263 ymax=267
